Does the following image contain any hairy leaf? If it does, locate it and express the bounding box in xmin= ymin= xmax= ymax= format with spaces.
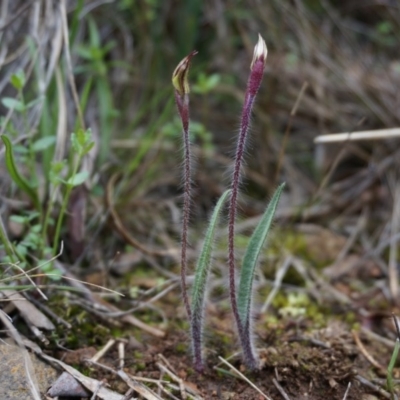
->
xmin=191 ymin=189 xmax=230 ymax=372
xmin=237 ymin=183 xmax=285 ymax=329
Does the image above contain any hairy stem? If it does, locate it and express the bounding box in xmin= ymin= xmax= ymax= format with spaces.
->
xmin=228 ymin=56 xmax=266 ymax=369
xmin=175 ymin=91 xmax=192 ymax=319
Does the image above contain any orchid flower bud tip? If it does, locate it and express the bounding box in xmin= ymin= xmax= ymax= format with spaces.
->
xmin=172 ymin=50 xmax=198 ymax=96
xmin=251 ymin=34 xmax=267 ymax=70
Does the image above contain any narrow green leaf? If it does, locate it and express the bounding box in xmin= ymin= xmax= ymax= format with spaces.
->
xmin=237 ymin=183 xmax=285 ymax=328
xmin=387 ymin=338 xmax=400 ymax=396
xmin=1 ymin=135 xmax=40 ymax=209
xmin=190 ymin=189 xmax=230 ymax=369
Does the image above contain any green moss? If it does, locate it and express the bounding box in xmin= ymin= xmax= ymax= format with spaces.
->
xmin=175 ymin=342 xmax=188 ymax=354
xmin=135 ymin=362 xmax=146 ymax=371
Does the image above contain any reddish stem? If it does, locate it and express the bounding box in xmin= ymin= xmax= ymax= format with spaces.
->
xmin=228 ymin=58 xmax=265 ymax=369
xmin=175 ymin=91 xmax=192 ymax=320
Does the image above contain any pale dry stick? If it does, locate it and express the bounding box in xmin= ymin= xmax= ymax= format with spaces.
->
xmin=352 ymin=330 xmax=386 ymax=371
xmin=355 ymin=375 xmax=394 ymax=400
xmin=272 ymin=378 xmax=291 ymax=400
xmin=143 ymin=282 xmax=179 ymax=305
xmin=36 ymin=273 xmax=124 ymax=296
xmin=389 ymin=182 xmax=400 ymax=300
xmin=0 ymin=310 xmax=41 ymax=400
xmin=126 ymin=376 xmax=169 ymax=385
xmin=156 ymin=363 xmax=187 ymax=400
xmin=275 ymin=81 xmax=309 ymax=184
xmin=60 ymin=0 xmax=85 ymax=130
xmin=91 ymin=381 xmax=105 ymax=400
xmin=342 ymin=382 xmax=351 ymax=400
xmin=156 ymin=382 xmax=181 ymax=400
xmin=89 ymin=338 xmax=116 ymax=363
xmin=261 ymin=255 xmax=293 ymax=313
xmin=121 ymin=388 xmax=135 ymax=400
xmin=361 ymin=326 xmax=395 ymax=349
xmin=217 ymin=356 xmax=273 ymax=400
xmin=118 ymin=341 xmax=124 ymax=370
xmin=315 ymin=128 xmax=400 ymax=144
xmin=157 ymin=354 xmax=203 ymax=400
xmin=117 ymin=370 xmax=162 ymax=400
xmin=54 ymin=66 xmax=68 ymax=163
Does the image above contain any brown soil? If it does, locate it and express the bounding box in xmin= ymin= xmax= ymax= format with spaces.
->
xmin=55 ymin=298 xmax=396 ymax=400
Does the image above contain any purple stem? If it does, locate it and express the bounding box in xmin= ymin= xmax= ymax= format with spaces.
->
xmin=175 ymin=91 xmax=192 ymax=320
xmin=228 ymin=58 xmax=265 ymax=369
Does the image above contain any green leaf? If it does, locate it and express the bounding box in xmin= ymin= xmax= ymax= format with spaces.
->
xmin=1 ymin=135 xmax=40 ymax=209
xmin=387 ymin=338 xmax=400 ymax=396
xmin=237 ymin=183 xmax=285 ymax=329
xmin=10 ymin=70 xmax=26 ymax=90
xmin=67 ymin=170 xmax=89 ymax=187
xmin=2 ymin=98 xmax=25 ymax=112
xmin=32 ymin=136 xmax=56 ymax=152
xmin=10 ymin=215 xmax=27 ymax=224
xmin=190 ymin=190 xmax=230 ymax=368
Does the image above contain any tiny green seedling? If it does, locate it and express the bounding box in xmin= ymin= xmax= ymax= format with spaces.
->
xmin=387 ymin=314 xmax=400 ymax=400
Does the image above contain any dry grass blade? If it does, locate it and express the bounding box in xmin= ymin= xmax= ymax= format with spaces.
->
xmin=118 ymin=370 xmax=162 ymax=400
xmin=89 ymin=338 xmax=116 ymax=363
xmin=342 ymin=382 xmax=351 ymax=400
xmin=217 ymin=356 xmax=273 ymax=400
xmin=272 ymin=378 xmax=291 ymax=400
xmin=355 ymin=375 xmax=394 ymax=400
xmin=157 ymin=354 xmax=202 ymax=400
xmin=352 ymin=330 xmax=385 ymax=372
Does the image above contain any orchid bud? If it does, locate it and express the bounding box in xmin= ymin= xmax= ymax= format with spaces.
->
xmin=172 ymin=50 xmax=198 ymax=97
xmin=250 ymin=34 xmax=267 ymax=71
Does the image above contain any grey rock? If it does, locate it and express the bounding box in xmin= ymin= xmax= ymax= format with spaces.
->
xmin=0 ymin=341 xmax=58 ymax=400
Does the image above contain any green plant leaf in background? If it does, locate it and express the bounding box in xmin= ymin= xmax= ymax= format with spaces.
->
xmin=1 ymin=98 xmax=25 ymax=112
xmin=237 ymin=183 xmax=285 ymax=329
xmin=1 ymin=135 xmax=40 ymax=210
xmin=190 ymin=189 xmax=230 ymax=372
xmin=67 ymin=170 xmax=89 ymax=187
xmin=31 ymin=136 xmax=56 ymax=152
